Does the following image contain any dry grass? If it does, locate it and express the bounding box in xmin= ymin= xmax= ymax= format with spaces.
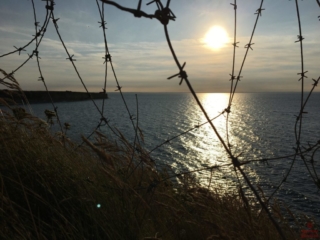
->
xmin=0 ymin=110 xmax=300 ymax=240
xmin=0 ymin=69 xmax=299 ymax=239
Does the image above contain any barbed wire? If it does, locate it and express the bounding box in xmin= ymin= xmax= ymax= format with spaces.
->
xmin=293 ymin=0 xmax=320 ymax=191
xmin=0 ymin=0 xmax=319 ymax=238
xmin=98 ymin=1 xmax=287 ymax=238
xmin=95 ymin=0 xmax=109 ymax=117
xmin=226 ymin=0 xmax=238 ymax=150
xmin=229 ymin=0 xmax=265 ymax=105
xmin=257 ymin=0 xmax=320 ymax=219
xmin=100 ymin=1 xmax=320 ymax=238
xmin=32 ymin=0 xmax=64 ymax=133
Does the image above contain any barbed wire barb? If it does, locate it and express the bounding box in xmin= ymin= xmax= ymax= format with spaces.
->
xmin=13 ymin=46 xmax=26 ymax=55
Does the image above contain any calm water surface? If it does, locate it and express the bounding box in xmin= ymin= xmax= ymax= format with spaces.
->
xmin=28 ymin=92 xmax=320 ymax=222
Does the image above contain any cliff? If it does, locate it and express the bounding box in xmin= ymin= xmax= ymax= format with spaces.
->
xmin=0 ymin=90 xmax=108 ymax=104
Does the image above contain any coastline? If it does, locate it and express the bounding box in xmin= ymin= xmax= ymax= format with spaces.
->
xmin=0 ymin=90 xmax=108 ymax=104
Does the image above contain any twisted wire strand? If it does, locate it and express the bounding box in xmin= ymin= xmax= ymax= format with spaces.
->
xmin=35 ymin=2 xmax=64 ymax=132
xmin=226 ymin=0 xmax=238 ymax=150
xmin=95 ymin=0 xmax=109 ymax=116
xmin=229 ymin=0 xmax=265 ymax=105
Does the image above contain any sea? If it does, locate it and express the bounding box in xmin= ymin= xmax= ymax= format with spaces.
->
xmin=14 ymin=92 xmax=320 ymax=224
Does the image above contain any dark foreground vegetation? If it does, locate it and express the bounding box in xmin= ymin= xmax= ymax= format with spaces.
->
xmin=0 ymin=110 xmax=301 ymax=240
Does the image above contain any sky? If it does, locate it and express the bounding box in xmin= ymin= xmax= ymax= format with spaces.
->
xmin=0 ymin=0 xmax=319 ymax=93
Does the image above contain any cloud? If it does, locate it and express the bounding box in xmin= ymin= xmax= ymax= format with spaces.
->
xmin=1 ymin=27 xmax=319 ymax=93
xmin=0 ymin=25 xmax=34 ymax=39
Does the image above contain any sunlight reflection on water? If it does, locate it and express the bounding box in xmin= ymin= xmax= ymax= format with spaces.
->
xmin=26 ymin=92 xmax=320 ymax=221
xmin=183 ymin=93 xmax=231 ymax=177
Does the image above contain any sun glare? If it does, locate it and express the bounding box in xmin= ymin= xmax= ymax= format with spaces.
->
xmin=204 ymin=26 xmax=229 ymax=50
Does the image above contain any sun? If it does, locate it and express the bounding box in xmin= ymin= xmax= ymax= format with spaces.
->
xmin=204 ymin=26 xmax=229 ymax=50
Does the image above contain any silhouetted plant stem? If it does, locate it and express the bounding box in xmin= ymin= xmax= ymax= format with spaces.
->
xmin=127 ymin=94 xmax=140 ymax=171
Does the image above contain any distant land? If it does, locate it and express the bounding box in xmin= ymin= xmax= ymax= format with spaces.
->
xmin=0 ymin=90 xmax=108 ymax=104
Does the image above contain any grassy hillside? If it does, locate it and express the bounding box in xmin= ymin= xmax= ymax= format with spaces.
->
xmin=0 ymin=109 xmax=299 ymax=240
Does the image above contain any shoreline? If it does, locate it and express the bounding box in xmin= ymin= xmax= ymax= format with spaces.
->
xmin=0 ymin=90 xmax=108 ymax=104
